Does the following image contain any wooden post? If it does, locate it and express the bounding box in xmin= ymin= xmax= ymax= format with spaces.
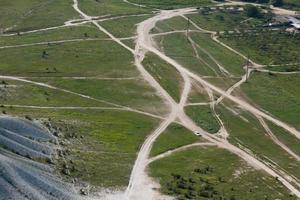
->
xmin=187 ymin=17 xmax=190 ymax=41
xmin=246 ymin=54 xmax=250 ymax=82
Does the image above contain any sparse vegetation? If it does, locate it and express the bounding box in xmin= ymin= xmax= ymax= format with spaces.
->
xmin=8 ymin=108 xmax=160 ymax=187
xmin=143 ymin=53 xmax=183 ymax=102
xmin=149 ymin=146 xmax=297 ymax=200
xmin=241 ymin=72 xmax=300 ymax=130
xmin=185 ymin=105 xmax=220 ymax=133
xmin=130 ymin=0 xmax=213 ymax=9
xmin=220 ymin=31 xmax=300 ymax=65
xmin=217 ymin=105 xmax=300 ymax=179
xmin=1 ymin=0 xmax=299 ymax=199
xmin=0 ymin=40 xmax=138 ymax=77
xmin=150 ymin=123 xmax=201 ymax=157
xmin=0 ymin=26 xmax=108 ymax=46
xmin=0 ymin=0 xmax=79 ymax=33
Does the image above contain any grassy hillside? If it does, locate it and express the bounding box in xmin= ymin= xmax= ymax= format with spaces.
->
xmin=242 ymin=72 xmax=300 ymax=130
xmin=149 ymin=146 xmax=297 ymax=200
xmin=130 ymin=0 xmax=212 ymax=9
xmin=0 ymin=0 xmax=79 ymax=32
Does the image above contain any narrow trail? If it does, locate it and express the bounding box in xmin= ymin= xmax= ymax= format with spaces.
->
xmin=14 ymin=76 xmax=140 ymax=80
xmin=67 ymin=2 xmax=300 ymax=198
xmin=164 ymin=16 xmax=300 ymax=140
xmin=182 ymin=15 xmax=263 ymax=69
xmin=257 ymin=116 xmax=300 ymax=162
xmin=186 ymin=102 xmax=211 ymax=106
xmin=212 ymin=34 xmax=263 ymax=68
xmin=188 ymin=33 xmax=232 ymax=77
xmin=215 ymin=68 xmax=252 ymax=105
xmin=0 ymin=38 xmax=111 ymax=49
xmin=204 ymin=85 xmax=229 ymax=139
xmin=0 ymin=13 xmax=150 ymax=37
xmin=123 ymin=0 xmax=147 ymax=8
xmin=148 ymin=142 xmax=216 ymax=164
xmin=188 ymin=36 xmax=220 ymax=76
xmin=72 ymin=0 xmax=135 ymax=54
xmin=0 ymin=75 xmax=165 ymax=120
xmin=128 ymin=7 xmax=300 ymax=199
xmin=0 ymin=25 xmax=69 ymax=37
xmin=150 ymin=30 xmax=201 ymax=37
xmin=140 ymin=14 xmax=300 ymax=140
xmin=0 ymin=75 xmax=123 ymax=108
xmin=3 ymin=0 xmax=299 ymax=199
xmin=2 ymin=105 xmax=122 ymax=110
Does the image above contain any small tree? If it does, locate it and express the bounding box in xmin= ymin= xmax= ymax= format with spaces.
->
xmin=271 ymin=0 xmax=283 ymax=7
xmin=245 ymin=5 xmax=261 ymax=18
xmin=42 ymin=50 xmax=48 ymax=59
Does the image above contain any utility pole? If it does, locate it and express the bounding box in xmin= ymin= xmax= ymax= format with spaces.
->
xmin=246 ymin=54 xmax=250 ymax=82
xmin=186 ymin=17 xmax=190 ymax=41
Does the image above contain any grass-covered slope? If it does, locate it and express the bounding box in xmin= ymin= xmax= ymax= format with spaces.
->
xmin=0 ymin=0 xmax=79 ymax=33
xmin=130 ymin=0 xmax=212 ymax=9
xmin=241 ymin=72 xmax=300 ymax=130
xmin=220 ymin=32 xmax=300 ymax=65
xmin=0 ymin=40 xmax=138 ymax=78
xmin=7 ymin=108 xmax=159 ymax=188
xmin=78 ymin=0 xmax=151 ymax=16
xmin=150 ymin=123 xmax=201 ymax=157
xmin=149 ymin=146 xmax=297 ymax=200
xmin=217 ymin=105 xmax=300 ymax=180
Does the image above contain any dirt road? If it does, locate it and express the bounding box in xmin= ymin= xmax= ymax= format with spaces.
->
xmin=2 ymin=0 xmax=299 ymax=199
xmin=127 ymin=7 xmax=300 ymax=199
xmin=65 ymin=1 xmax=300 ymax=199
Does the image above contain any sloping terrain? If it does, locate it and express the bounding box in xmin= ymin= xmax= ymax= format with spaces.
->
xmin=0 ymin=116 xmax=77 ymax=200
xmin=0 ymin=0 xmax=299 ymax=199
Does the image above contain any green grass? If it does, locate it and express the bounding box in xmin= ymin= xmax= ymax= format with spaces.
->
xmin=0 ymin=80 xmax=108 ymax=107
xmin=0 ymin=0 xmax=79 ymax=33
xmin=152 ymin=16 xmax=196 ymax=33
xmin=217 ymin=105 xmax=300 ymax=180
xmin=78 ymin=0 xmax=152 ymax=16
xmin=150 ymin=123 xmax=201 ymax=157
xmin=188 ymin=82 xmax=211 ymax=103
xmin=191 ymin=32 xmax=245 ymax=76
xmin=220 ymin=31 xmax=300 ymax=65
xmin=149 ymin=146 xmax=297 ymax=200
xmin=186 ymin=8 xmax=272 ymax=32
xmin=100 ymin=15 xmax=152 ymax=38
xmin=156 ymin=32 xmax=245 ymax=77
xmin=266 ymin=64 xmax=300 ymax=73
xmin=157 ymin=33 xmax=221 ymax=77
xmin=185 ymin=105 xmax=220 ymax=133
xmin=283 ymin=0 xmax=300 ymax=10
xmin=0 ymin=40 xmax=138 ymax=77
xmin=203 ymin=77 xmax=241 ymax=90
xmin=143 ymin=53 xmax=183 ymax=102
xmin=241 ymin=72 xmax=300 ymax=130
xmin=130 ymin=0 xmax=212 ymax=9
xmin=122 ymin=38 xmax=136 ymax=49
xmin=6 ymin=108 xmax=159 ymax=187
xmin=0 ymin=25 xmax=108 ymax=46
xmin=267 ymin=121 xmax=300 ymax=156
xmin=37 ymin=78 xmax=167 ymax=116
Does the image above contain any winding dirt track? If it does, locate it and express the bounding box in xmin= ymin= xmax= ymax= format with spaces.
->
xmin=69 ymin=1 xmax=300 ymax=198
xmin=0 ymin=75 xmax=166 ymax=121
xmin=258 ymin=116 xmax=300 ymax=162
xmin=1 ymin=0 xmax=299 ymax=199
xmin=148 ymin=142 xmax=217 ymax=164
xmin=0 ymin=38 xmax=111 ymax=49
xmin=126 ymin=7 xmax=300 ymax=200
